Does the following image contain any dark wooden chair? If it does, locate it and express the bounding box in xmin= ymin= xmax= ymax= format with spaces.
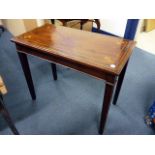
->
xmin=50 ymin=19 xmax=101 ymax=80
xmin=0 ymin=76 xmax=19 ymax=135
xmin=51 ymin=19 xmax=100 ymax=30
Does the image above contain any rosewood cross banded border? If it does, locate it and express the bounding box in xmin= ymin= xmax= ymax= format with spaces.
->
xmin=11 ymin=24 xmax=136 ymax=134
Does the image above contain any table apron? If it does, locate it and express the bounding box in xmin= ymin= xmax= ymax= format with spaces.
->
xmin=16 ymin=44 xmax=117 ymax=85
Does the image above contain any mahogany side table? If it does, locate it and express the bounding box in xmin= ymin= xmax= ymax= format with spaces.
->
xmin=11 ymin=24 xmax=136 ymax=134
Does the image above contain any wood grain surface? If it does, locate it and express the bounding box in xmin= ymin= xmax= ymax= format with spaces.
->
xmin=11 ymin=23 xmax=136 ymax=75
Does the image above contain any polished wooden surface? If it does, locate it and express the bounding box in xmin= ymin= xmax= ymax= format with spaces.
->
xmin=12 ymin=23 xmax=135 ymax=76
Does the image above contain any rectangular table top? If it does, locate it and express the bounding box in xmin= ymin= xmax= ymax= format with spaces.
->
xmin=11 ymin=23 xmax=136 ymax=75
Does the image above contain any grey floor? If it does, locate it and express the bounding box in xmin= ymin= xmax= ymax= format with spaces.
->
xmin=0 ymin=30 xmax=155 ymax=135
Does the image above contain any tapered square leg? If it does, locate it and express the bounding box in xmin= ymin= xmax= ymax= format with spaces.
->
xmin=99 ymin=83 xmax=115 ymax=134
xmin=113 ymin=61 xmax=128 ymax=105
xmin=0 ymin=95 xmax=19 ymax=135
xmin=50 ymin=19 xmax=58 ymax=80
xmin=51 ymin=63 xmax=57 ymax=80
xmin=17 ymin=52 xmax=36 ymax=100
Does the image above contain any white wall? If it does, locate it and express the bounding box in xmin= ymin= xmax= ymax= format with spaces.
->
xmin=2 ymin=19 xmax=26 ymax=36
xmin=1 ymin=19 xmax=45 ymax=36
xmin=134 ymin=19 xmax=144 ymax=40
xmin=36 ymin=19 xmax=45 ymax=26
xmin=94 ymin=19 xmax=128 ymax=37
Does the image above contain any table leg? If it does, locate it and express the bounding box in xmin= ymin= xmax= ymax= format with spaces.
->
xmin=80 ymin=20 xmax=87 ymax=30
xmin=94 ymin=19 xmax=101 ymax=31
xmin=80 ymin=22 xmax=83 ymax=30
xmin=50 ymin=19 xmax=58 ymax=80
xmin=0 ymin=95 xmax=19 ymax=135
xmin=113 ymin=61 xmax=128 ymax=105
xmin=17 ymin=52 xmax=36 ymax=100
xmin=99 ymin=83 xmax=115 ymax=134
xmin=51 ymin=63 xmax=57 ymax=80
xmin=51 ymin=19 xmax=55 ymax=24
